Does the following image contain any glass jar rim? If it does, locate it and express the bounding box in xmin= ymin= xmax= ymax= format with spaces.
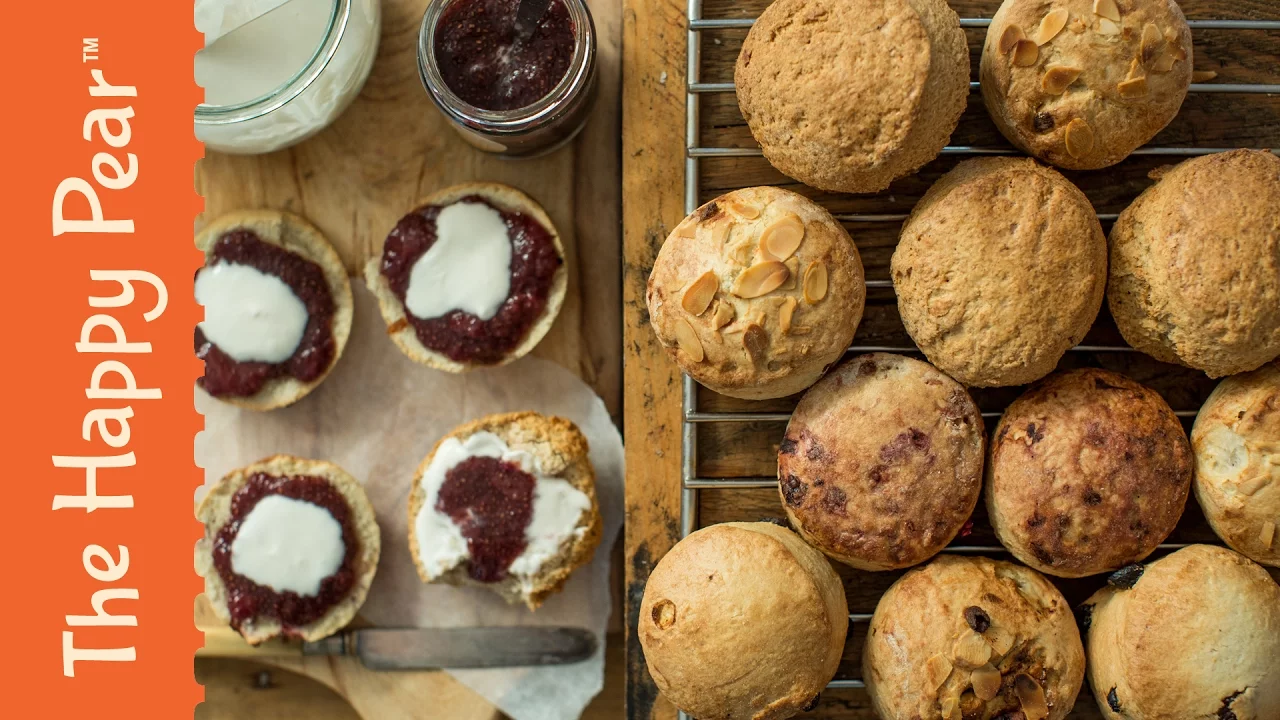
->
xmin=195 ymin=0 xmax=351 ymax=127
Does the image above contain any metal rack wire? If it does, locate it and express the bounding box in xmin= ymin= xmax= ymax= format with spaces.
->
xmin=677 ymin=1 xmax=1280 ymax=709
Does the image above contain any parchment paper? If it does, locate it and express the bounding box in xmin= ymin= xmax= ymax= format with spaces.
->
xmin=196 ymin=283 xmax=624 ymax=720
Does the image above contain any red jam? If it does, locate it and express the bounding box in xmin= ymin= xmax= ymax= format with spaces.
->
xmin=196 ymin=230 xmax=336 ymax=398
xmin=436 ymin=456 xmax=536 ymax=582
xmin=379 ymin=196 xmax=562 ymax=364
xmin=212 ymin=474 xmax=358 ymax=633
xmin=434 ymin=0 xmax=576 ymax=111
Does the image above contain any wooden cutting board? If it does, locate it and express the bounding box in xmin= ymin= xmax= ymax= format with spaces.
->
xmin=195 ymin=0 xmax=623 ymax=715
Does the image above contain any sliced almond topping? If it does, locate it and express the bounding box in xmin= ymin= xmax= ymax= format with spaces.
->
xmin=940 ymin=695 xmax=960 ymax=720
xmin=802 ymin=261 xmax=829 ymax=304
xmin=1262 ymin=521 xmax=1276 ymax=549
xmin=1093 ymin=0 xmax=1120 ymax=23
xmin=1237 ymin=474 xmax=1270 ymax=496
xmin=952 ymin=631 xmax=992 ymax=669
xmin=1032 ymin=8 xmax=1069 ymax=45
xmin=1192 ymin=69 xmax=1218 ymax=82
xmin=782 ymin=257 xmax=800 ymax=290
xmin=997 ymin=25 xmax=1026 ymax=54
xmin=985 ymin=625 xmax=1016 ymax=660
xmin=675 ymin=223 xmax=696 ymax=238
xmin=926 ymin=653 xmax=954 ymax=691
xmin=1171 ymin=40 xmax=1187 ymax=61
xmin=711 ymin=220 xmax=732 ymax=245
xmin=742 ymin=324 xmax=768 ymax=364
xmin=1140 ymin=23 xmax=1164 ymax=65
xmin=1015 ymin=674 xmax=1049 ymax=720
xmin=1097 ymin=17 xmax=1121 ymax=35
xmin=1118 ymin=76 xmax=1149 ymax=98
xmin=1064 ymin=118 xmax=1095 ymax=159
xmin=673 ymin=318 xmax=704 ymax=363
xmin=1126 ymin=57 xmax=1143 ymax=80
xmin=758 ymin=213 xmax=805 ymax=262
xmin=971 ymin=664 xmax=1003 ymax=701
xmin=1012 ymin=39 xmax=1040 ymax=67
xmin=790 ymin=326 xmax=812 ymax=335
xmin=1152 ymin=48 xmax=1177 ymax=73
xmin=711 ymin=300 xmax=734 ymax=330
xmin=731 ymin=261 xmax=789 ymax=299
xmin=731 ymin=241 xmax=754 ymax=266
xmin=727 ymin=199 xmax=760 ymax=220
xmin=1042 ymin=65 xmax=1082 ymax=94
xmin=681 ymin=271 xmax=718 ymax=315
xmin=1165 ymin=26 xmax=1179 ymax=44
xmin=779 ymin=297 xmax=797 ymax=334
xmin=1068 ymin=16 xmax=1087 ymax=33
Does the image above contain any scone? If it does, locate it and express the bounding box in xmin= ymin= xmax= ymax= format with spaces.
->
xmin=365 ymin=183 xmax=568 ymax=372
xmin=196 ymin=455 xmax=381 ymax=645
xmin=980 ymin=0 xmax=1192 ymax=169
xmin=196 ymin=210 xmax=353 ymax=410
xmin=987 ymin=368 xmax=1192 ymax=577
xmin=779 ymin=353 xmax=985 ymax=570
xmin=864 ymin=555 xmax=1085 ymax=720
xmin=1108 ymin=149 xmax=1280 ymax=377
xmin=638 ymin=522 xmax=847 ymax=720
xmin=1083 ymin=545 xmax=1280 ymax=720
xmin=892 ymin=158 xmax=1107 ymax=387
xmin=1192 ymin=362 xmax=1280 ymax=567
xmin=736 ymin=0 xmax=969 ymax=193
xmin=407 ymin=412 xmax=602 ymax=610
xmin=646 ymin=187 xmax=865 ymax=400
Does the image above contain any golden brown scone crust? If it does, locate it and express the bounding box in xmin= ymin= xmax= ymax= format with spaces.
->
xmin=195 ymin=455 xmax=381 ymax=645
xmin=646 ymin=187 xmax=865 ymax=400
xmin=987 ymin=368 xmax=1192 ymax=577
xmin=1084 ymin=545 xmax=1280 ymax=720
xmin=196 ymin=210 xmax=354 ymax=411
xmin=779 ymin=353 xmax=985 ymax=570
xmin=364 ymin=182 xmax=569 ymax=373
xmin=864 ymin=555 xmax=1085 ymax=720
xmin=736 ymin=0 xmax=969 ymax=193
xmin=1108 ymin=150 xmax=1280 ymax=377
xmin=892 ymin=158 xmax=1107 ymax=387
xmin=638 ymin=522 xmax=848 ymax=720
xmin=1192 ymin=362 xmax=1280 ymax=567
xmin=980 ymin=0 xmax=1191 ymax=170
xmin=406 ymin=411 xmax=602 ymax=611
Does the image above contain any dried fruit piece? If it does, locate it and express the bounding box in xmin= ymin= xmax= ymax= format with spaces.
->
xmin=971 ymin=664 xmax=1002 ymax=701
xmin=964 ymin=606 xmax=991 ymax=633
xmin=1042 ymin=64 xmax=1082 ymax=94
xmin=779 ymin=297 xmax=797 ymax=334
xmin=803 ymin=261 xmax=828 ymax=304
xmin=1118 ymin=76 xmax=1148 ymax=98
xmin=1013 ymin=39 xmax=1040 ymax=66
xmin=1017 ymin=674 xmax=1049 ymax=720
xmin=676 ymin=223 xmax=696 ymax=238
xmin=651 ymin=599 xmax=677 ymax=628
xmin=731 ymin=261 xmax=789 ymax=299
xmin=1262 ymin=521 xmax=1276 ymax=549
xmin=759 ymin=213 xmax=805 ymax=262
xmin=728 ymin=199 xmax=760 ymax=220
xmin=1094 ymin=0 xmax=1120 ymax=22
xmin=742 ymin=324 xmax=768 ymax=363
xmin=1140 ymin=23 xmax=1163 ymax=65
xmin=673 ymin=318 xmax=704 ymax=363
xmin=1075 ymin=603 xmax=1095 ymax=632
xmin=1064 ymin=118 xmax=1095 ymax=159
xmin=1192 ymin=70 xmax=1219 ymax=82
xmin=1097 ymin=17 xmax=1120 ymax=35
xmin=986 ymin=625 xmax=1016 ymax=659
xmin=711 ymin=301 xmax=734 ymax=330
xmin=926 ymin=653 xmax=954 ymax=690
xmin=952 ymin=631 xmax=992 ymax=669
xmin=681 ymin=271 xmax=718 ymax=315
xmin=1108 ymin=563 xmax=1145 ymax=589
xmin=1032 ymin=8 xmax=1069 ymax=45
xmin=1107 ymin=687 xmax=1122 ymax=713
xmin=1033 ymin=112 xmax=1055 ymax=132
xmin=998 ymin=25 xmax=1026 ymax=54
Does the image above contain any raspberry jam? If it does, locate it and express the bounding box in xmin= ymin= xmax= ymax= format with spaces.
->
xmin=436 ymin=456 xmax=536 ymax=582
xmin=196 ymin=230 xmax=336 ymax=398
xmin=379 ymin=196 xmax=561 ymax=364
xmin=213 ymin=474 xmax=357 ymax=632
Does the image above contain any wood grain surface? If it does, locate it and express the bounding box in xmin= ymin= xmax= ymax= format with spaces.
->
xmin=621 ymin=1 xmax=1280 ymax=719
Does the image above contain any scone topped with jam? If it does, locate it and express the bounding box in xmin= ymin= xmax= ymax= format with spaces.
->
xmin=981 ymin=0 xmax=1192 ymax=169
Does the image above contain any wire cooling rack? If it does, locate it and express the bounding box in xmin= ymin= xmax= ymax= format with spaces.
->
xmin=676 ymin=1 xmax=1280 ymax=709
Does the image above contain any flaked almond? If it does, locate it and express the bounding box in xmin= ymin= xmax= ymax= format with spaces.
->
xmin=712 ymin=220 xmax=732 ymax=245
xmin=1126 ymin=57 xmax=1143 ymax=80
xmin=1042 ymin=64 xmax=1081 ymax=94
xmin=971 ymin=664 xmax=1002 ymax=701
xmin=742 ymin=324 xmax=768 ymax=363
xmin=673 ymin=318 xmax=704 ymax=362
xmin=711 ymin=300 xmax=734 ymax=330
xmin=759 ymin=213 xmax=805 ymax=262
xmin=1032 ymin=8 xmax=1069 ymax=45
xmin=1097 ymin=17 xmax=1121 ymax=35
xmin=1262 ymin=521 xmax=1276 ymax=549
xmin=1093 ymin=0 xmax=1120 ymax=22
xmin=940 ymin=695 xmax=960 ymax=720
xmin=731 ymin=241 xmax=755 ymax=266
xmin=1013 ymin=39 xmax=1040 ymax=66
xmin=727 ymin=199 xmax=760 ymax=220
xmin=1065 ymin=118 xmax=1095 ymax=159
xmin=1165 ymin=26 xmax=1180 ymax=44
xmin=681 ymin=271 xmax=718 ymax=315
xmin=1015 ymin=674 xmax=1049 ymax=720
xmin=1118 ymin=76 xmax=1148 ymax=98
xmin=1192 ymin=69 xmax=1218 ymax=82
xmin=782 ymin=257 xmax=800 ymax=290
xmin=1068 ymin=16 xmax=1086 ymax=33
xmin=675 ymin=223 xmax=697 ymax=238
xmin=790 ymin=326 xmax=812 ymax=335
xmin=1140 ymin=23 xmax=1163 ymax=65
xmin=1237 ymin=474 xmax=1270 ymax=496
xmin=926 ymin=654 xmax=954 ymax=691
xmin=1152 ymin=47 xmax=1177 ymax=72
xmin=952 ymin=631 xmax=992 ymax=669
xmin=986 ymin=625 xmax=1016 ymax=660
xmin=731 ymin=261 xmax=789 ymax=298
xmin=997 ymin=25 xmax=1026 ymax=54
xmin=802 ymin=261 xmax=829 ymax=304
xmin=779 ymin=297 xmax=797 ymax=334
xmin=1171 ymin=40 xmax=1187 ymax=61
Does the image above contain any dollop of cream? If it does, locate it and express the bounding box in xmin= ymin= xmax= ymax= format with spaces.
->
xmin=230 ymin=494 xmax=345 ymax=596
xmin=196 ymin=262 xmax=309 ymax=363
xmin=405 ymin=202 xmax=512 ymax=321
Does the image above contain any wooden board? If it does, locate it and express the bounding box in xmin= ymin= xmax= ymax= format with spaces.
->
xmin=196 ymin=0 xmax=623 ymax=715
xmin=621 ymin=1 xmax=1280 ymax=719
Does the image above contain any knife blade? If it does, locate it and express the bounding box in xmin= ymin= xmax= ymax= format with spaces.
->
xmin=303 ymin=627 xmax=597 ymax=670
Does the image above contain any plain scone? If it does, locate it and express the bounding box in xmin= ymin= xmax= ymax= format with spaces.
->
xmin=981 ymin=0 xmax=1191 ymax=170
xmin=987 ymin=368 xmax=1192 ymax=577
xmin=407 ymin=412 xmax=602 ymax=611
xmin=1084 ymin=545 xmax=1280 ymax=720
xmin=196 ymin=455 xmax=381 ymax=645
xmin=647 ymin=186 xmax=865 ymax=400
xmin=638 ymin=522 xmax=848 ymax=720
xmin=892 ymin=158 xmax=1107 ymax=387
xmin=1108 ymin=149 xmax=1280 ymax=377
xmin=197 ymin=210 xmax=353 ymax=411
xmin=864 ymin=555 xmax=1085 ymax=720
xmin=365 ymin=182 xmax=568 ymax=373
xmin=1192 ymin=362 xmax=1280 ymax=567
xmin=779 ymin=353 xmax=985 ymax=570
xmin=736 ymin=0 xmax=969 ymax=193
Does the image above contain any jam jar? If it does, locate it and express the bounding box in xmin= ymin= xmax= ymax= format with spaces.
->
xmin=417 ymin=0 xmax=598 ymax=157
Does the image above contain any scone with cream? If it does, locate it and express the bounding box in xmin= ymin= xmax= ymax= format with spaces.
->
xmin=779 ymin=353 xmax=985 ymax=570
xmin=639 ymin=522 xmax=847 ymax=720
xmin=864 ymin=555 xmax=1085 ymax=720
xmin=647 ymin=186 xmax=865 ymax=400
xmin=196 ymin=210 xmax=353 ymax=410
xmin=893 ymin=158 xmax=1107 ymax=387
xmin=1108 ymin=149 xmax=1280 ymax=377
xmin=366 ymin=183 xmax=568 ymax=372
xmin=1083 ymin=545 xmax=1280 ymax=720
xmin=408 ymin=412 xmax=602 ymax=610
xmin=981 ymin=0 xmax=1191 ymax=169
xmin=1192 ymin=362 xmax=1280 ymax=567
xmin=196 ymin=456 xmax=381 ymax=645
xmin=737 ymin=0 xmax=969 ymax=193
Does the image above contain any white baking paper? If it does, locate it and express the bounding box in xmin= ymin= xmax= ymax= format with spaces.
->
xmin=196 ymin=282 xmax=624 ymax=720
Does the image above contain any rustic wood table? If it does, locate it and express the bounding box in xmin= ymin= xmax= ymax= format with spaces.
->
xmin=621 ymin=1 xmax=1280 ymax=719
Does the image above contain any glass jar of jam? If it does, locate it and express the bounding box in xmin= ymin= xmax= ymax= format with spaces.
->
xmin=417 ymin=0 xmax=598 ymax=157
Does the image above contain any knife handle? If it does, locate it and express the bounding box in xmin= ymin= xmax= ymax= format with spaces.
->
xmin=199 ymin=624 xmax=307 ymax=659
